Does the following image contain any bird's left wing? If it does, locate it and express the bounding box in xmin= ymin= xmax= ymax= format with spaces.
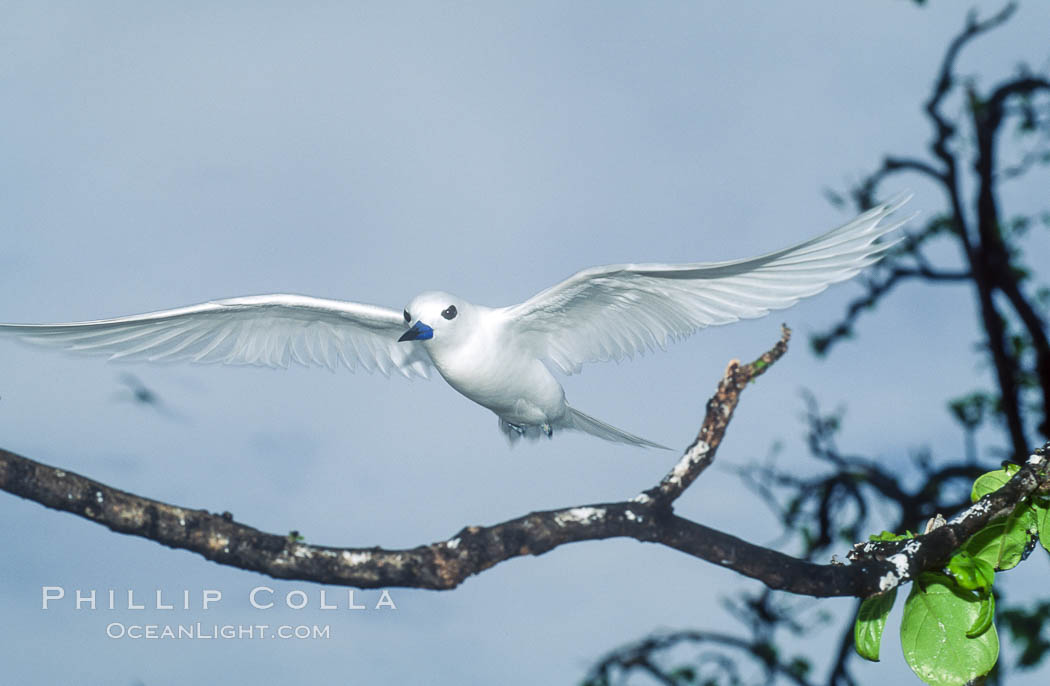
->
xmin=503 ymin=197 xmax=910 ymax=374
xmin=0 ymin=294 xmax=432 ymax=378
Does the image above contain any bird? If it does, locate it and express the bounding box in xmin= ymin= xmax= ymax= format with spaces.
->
xmin=0 ymin=196 xmax=910 ymax=449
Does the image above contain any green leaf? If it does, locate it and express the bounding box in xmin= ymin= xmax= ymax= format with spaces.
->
xmin=963 ymin=506 xmax=1036 ymax=571
xmin=967 ymin=591 xmax=996 ymax=639
xmin=947 ymin=551 xmax=995 ymax=592
xmin=901 ymin=573 xmax=999 ymax=686
xmin=971 ymin=464 xmax=1020 ymax=502
xmin=1032 ymin=496 xmax=1050 ymax=554
xmin=855 ymin=588 xmax=897 ymax=661
xmin=869 ymin=530 xmax=914 ymax=542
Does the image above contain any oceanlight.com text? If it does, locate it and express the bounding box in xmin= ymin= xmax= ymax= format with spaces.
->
xmin=105 ymin=622 xmax=331 ymax=640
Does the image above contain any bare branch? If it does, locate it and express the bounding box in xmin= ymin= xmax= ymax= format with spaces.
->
xmin=854 ymin=156 xmax=947 ymax=208
xmin=811 ymin=265 xmax=969 ymax=355
xmin=883 ymin=156 xmax=946 ymax=183
xmin=584 ymin=629 xmax=818 ymax=686
xmin=644 ymin=324 xmax=792 ymax=507
xmin=925 ymin=3 xmax=1016 ymax=175
xmin=983 ymin=76 xmax=1050 ymax=130
xmin=1 ymin=332 xmax=1047 ymax=599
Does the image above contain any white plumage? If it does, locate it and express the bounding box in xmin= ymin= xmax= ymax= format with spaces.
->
xmin=0 ymin=196 xmax=910 ymax=449
xmin=3 ymin=294 xmax=432 ymax=378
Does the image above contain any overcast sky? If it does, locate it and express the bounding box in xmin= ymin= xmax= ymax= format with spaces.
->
xmin=2 ymin=2 xmax=1049 ymax=684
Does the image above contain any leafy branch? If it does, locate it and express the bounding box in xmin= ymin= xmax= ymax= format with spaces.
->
xmin=853 ymin=458 xmax=1050 ymax=685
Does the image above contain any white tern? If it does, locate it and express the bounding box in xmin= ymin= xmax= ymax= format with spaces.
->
xmin=0 ymin=197 xmax=910 ymax=449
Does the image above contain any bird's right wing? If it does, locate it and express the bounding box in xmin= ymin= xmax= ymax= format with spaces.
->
xmin=0 ymin=294 xmax=432 ymax=378
xmin=504 ymin=196 xmax=911 ymax=374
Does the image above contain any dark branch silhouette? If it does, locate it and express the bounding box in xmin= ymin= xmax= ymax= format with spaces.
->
xmin=817 ymin=1 xmax=1050 ymax=456
xmin=585 ymin=627 xmax=818 ymax=686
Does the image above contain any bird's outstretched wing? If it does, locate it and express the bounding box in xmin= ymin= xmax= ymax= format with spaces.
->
xmin=0 ymin=294 xmax=432 ymax=378
xmin=504 ymin=196 xmax=911 ymax=374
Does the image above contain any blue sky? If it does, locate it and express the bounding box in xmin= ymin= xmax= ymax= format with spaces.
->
xmin=1 ymin=2 xmax=1049 ymax=684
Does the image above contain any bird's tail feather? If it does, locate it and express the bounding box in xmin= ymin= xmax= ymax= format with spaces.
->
xmin=565 ymin=406 xmax=671 ymax=450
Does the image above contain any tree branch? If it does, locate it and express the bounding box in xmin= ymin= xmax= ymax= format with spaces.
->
xmin=644 ymin=325 xmax=792 ymax=507
xmin=833 ymin=3 xmax=1049 ymax=450
xmin=973 ymin=75 xmax=1050 ymax=441
xmin=1 ymin=330 xmax=1047 ymax=598
xmin=925 ymin=2 xmax=1016 ymax=183
xmin=969 ymin=71 xmax=1050 ymax=447
xmin=854 ymin=156 xmax=947 ymax=207
xmin=584 ymin=629 xmax=818 ymax=686
xmin=846 ymin=442 xmax=1049 ymax=593
xmin=811 ymin=265 xmax=969 ymax=355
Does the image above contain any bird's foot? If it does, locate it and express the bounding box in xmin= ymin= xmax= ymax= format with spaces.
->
xmin=540 ymin=423 xmax=552 ymax=438
xmin=507 ymin=422 xmax=527 ymax=436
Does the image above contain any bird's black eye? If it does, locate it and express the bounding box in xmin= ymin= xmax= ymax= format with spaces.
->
xmin=404 ymin=310 xmax=411 ymax=323
xmin=441 ymin=305 xmax=457 ymax=320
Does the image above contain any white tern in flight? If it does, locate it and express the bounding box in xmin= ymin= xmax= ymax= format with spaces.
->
xmin=0 ymin=197 xmax=909 ymax=449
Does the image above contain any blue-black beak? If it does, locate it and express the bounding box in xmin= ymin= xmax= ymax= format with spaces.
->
xmin=398 ymin=321 xmax=434 ymax=342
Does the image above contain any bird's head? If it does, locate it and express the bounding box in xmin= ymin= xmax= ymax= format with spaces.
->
xmin=398 ymin=291 xmax=470 ymax=346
